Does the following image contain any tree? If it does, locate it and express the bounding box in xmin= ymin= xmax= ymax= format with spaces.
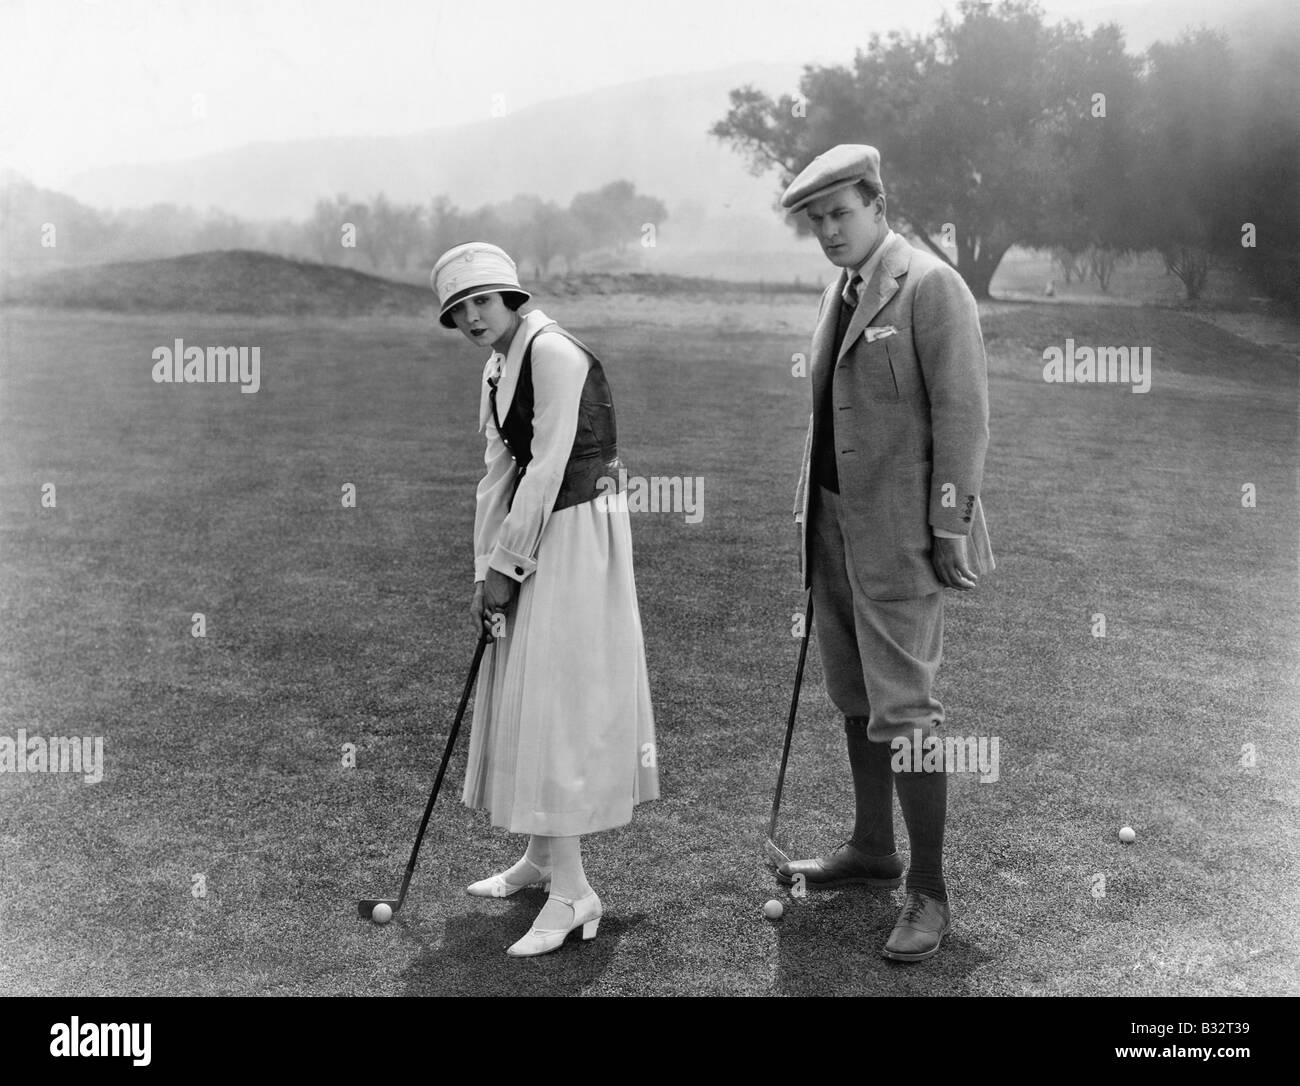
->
xmin=1086 ymin=245 xmax=1119 ymax=292
xmin=570 ymin=180 xmax=667 ymax=255
xmin=370 ymin=195 xmax=424 ymax=271
xmin=195 ymin=207 xmax=254 ymax=251
xmin=1035 ymin=22 xmax=1144 ymax=291
xmin=424 ymin=195 xmax=463 ymax=263
xmin=493 ymin=193 xmax=546 ymax=266
xmin=1131 ymin=30 xmax=1239 ymax=302
xmin=479 ymin=195 xmax=585 ymax=276
xmin=712 ymin=0 xmax=1136 ymax=299
xmin=530 ymin=200 xmax=584 ymax=275
xmin=307 ymin=195 xmax=350 ymax=263
xmin=1227 ymin=31 xmax=1300 ymax=310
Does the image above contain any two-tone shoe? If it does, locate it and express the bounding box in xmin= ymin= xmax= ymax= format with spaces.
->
xmin=776 ymin=841 xmax=904 ymax=889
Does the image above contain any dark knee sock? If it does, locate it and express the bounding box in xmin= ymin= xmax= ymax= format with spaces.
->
xmin=845 ymin=716 xmax=896 ymax=856
xmin=894 ymin=761 xmax=947 ymax=900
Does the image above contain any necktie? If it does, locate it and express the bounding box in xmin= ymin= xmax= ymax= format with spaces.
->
xmin=487 ymin=355 xmax=504 ymax=431
xmin=842 ymin=273 xmax=862 ymax=309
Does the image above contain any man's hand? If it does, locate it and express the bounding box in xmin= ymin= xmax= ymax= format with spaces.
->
xmin=931 ymin=535 xmax=977 ymax=590
xmin=482 ymin=568 xmax=518 ymax=628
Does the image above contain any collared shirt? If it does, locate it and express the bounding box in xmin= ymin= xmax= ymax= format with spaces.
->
xmin=478 ymin=309 xmax=552 ymax=434
xmin=814 ymin=230 xmax=897 ymax=493
xmin=845 ymin=228 xmax=896 ymax=306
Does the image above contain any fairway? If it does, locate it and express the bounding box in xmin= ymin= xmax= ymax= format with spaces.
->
xmin=0 ymin=298 xmax=1296 ymax=996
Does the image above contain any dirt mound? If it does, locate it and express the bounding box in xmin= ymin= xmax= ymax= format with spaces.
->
xmin=540 ymin=271 xmax=819 ymax=296
xmin=1 ymin=250 xmax=822 ymax=316
xmin=1 ymin=250 xmax=438 ymax=317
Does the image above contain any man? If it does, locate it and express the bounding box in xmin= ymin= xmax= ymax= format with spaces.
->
xmin=779 ymin=144 xmax=994 ymax=961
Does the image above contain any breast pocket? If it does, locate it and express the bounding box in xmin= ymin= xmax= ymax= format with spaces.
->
xmin=882 ymin=327 xmax=922 ymax=399
xmin=855 ymin=336 xmax=902 ymax=402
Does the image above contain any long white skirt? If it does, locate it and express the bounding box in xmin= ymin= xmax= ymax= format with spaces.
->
xmin=462 ymin=495 xmax=659 ymax=836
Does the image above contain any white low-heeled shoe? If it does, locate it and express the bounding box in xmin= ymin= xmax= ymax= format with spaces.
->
xmin=466 ymin=861 xmax=553 ymax=898
xmin=505 ymin=891 xmax=602 ymax=957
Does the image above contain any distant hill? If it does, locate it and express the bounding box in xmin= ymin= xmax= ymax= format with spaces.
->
xmin=63 ymin=63 xmax=804 ymax=235
xmin=56 ymin=1 xmax=1299 ymax=229
xmin=46 ymin=0 xmax=1300 ymax=230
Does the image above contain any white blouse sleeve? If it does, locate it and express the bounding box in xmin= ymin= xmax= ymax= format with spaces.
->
xmin=472 ymin=356 xmax=516 ymax=582
xmin=475 ymin=332 xmax=589 ymax=583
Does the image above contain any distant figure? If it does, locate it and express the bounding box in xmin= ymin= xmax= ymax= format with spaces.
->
xmin=1045 ymin=280 xmax=1056 ymax=298
xmin=428 ymin=242 xmax=658 ymax=957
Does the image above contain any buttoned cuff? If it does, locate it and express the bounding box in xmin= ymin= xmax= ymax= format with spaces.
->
xmin=488 ymin=543 xmax=537 ymax=582
xmin=932 ymin=527 xmax=963 ymax=539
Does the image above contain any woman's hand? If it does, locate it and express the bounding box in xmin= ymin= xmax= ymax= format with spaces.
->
xmin=482 ymin=568 xmax=518 ymax=635
xmin=469 ymin=581 xmax=487 ymax=635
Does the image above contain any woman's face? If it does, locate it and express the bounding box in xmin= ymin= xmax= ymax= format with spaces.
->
xmin=448 ymin=293 xmax=521 ymax=351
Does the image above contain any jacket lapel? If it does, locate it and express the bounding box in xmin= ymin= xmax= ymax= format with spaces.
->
xmin=809 ymin=279 xmax=843 ymax=410
xmin=836 ymin=235 xmax=913 ymax=364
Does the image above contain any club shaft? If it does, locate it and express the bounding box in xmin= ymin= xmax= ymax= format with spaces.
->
xmin=768 ymin=592 xmax=813 ymax=839
xmin=394 ymin=630 xmax=490 ymax=907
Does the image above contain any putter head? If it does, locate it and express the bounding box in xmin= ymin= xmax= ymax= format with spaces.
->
xmin=764 ymin=838 xmax=791 ymax=870
xmin=357 ymin=898 xmax=401 ymax=919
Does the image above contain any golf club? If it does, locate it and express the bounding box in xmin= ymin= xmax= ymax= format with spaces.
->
xmin=765 ymin=590 xmax=814 ymax=869
xmin=358 ymin=626 xmax=492 ymax=919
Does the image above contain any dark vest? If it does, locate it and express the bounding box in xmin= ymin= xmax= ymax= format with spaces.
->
xmin=490 ymin=323 xmax=623 ymax=512
xmin=813 ymin=297 xmax=856 ymax=493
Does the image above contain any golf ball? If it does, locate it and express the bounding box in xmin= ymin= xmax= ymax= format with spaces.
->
xmin=372 ymin=903 xmax=393 ymax=924
xmin=1119 ymin=826 xmax=1136 ymax=843
xmin=763 ymin=898 xmax=784 ymax=920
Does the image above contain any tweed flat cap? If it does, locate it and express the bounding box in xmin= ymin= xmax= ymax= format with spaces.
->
xmin=781 ymin=144 xmax=883 ymax=213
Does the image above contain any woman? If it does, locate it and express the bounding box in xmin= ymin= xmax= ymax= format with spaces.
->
xmin=430 ymin=242 xmax=658 ymax=957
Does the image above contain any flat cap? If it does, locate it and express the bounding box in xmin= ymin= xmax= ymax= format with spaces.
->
xmin=781 ymin=144 xmax=883 ymax=213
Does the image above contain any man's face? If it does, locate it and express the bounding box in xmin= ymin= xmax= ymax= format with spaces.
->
xmin=448 ymin=292 xmax=520 ymax=351
xmin=805 ymin=186 xmax=886 ymax=269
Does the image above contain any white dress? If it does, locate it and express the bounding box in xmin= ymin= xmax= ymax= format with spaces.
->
xmin=461 ymin=308 xmax=659 ymax=836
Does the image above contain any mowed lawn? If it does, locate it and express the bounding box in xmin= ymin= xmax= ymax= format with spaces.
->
xmin=0 ymin=298 xmax=1296 ymax=996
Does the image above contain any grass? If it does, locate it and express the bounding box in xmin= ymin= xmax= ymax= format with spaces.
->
xmin=0 ymin=283 xmax=1296 ymax=996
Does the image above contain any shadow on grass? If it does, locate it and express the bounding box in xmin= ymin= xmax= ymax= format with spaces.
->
xmin=773 ymin=887 xmax=994 ymax=995
xmin=397 ymin=893 xmax=647 ymax=996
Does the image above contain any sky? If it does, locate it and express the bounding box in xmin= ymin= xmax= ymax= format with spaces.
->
xmin=0 ymin=0 xmax=1248 ymax=189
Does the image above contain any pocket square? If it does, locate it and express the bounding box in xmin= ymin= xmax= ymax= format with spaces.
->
xmin=865 ymin=325 xmax=898 ymax=343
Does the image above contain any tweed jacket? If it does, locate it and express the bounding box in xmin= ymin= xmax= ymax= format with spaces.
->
xmin=796 ymin=233 xmax=994 ymax=599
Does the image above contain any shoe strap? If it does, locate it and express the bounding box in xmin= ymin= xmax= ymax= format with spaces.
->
xmin=501 ymin=860 xmax=551 ymax=887
xmin=545 ymin=890 xmax=597 ymax=909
